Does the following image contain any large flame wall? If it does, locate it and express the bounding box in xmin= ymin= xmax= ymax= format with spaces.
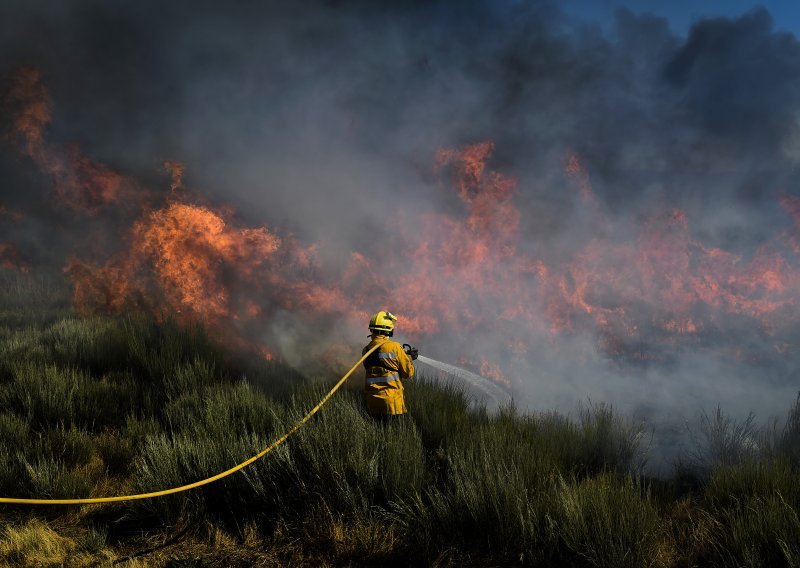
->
xmin=1 ymin=3 xmax=799 ymax=431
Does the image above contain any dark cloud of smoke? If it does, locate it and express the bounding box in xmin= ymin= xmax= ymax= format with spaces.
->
xmin=1 ymin=0 xmax=800 ymax=469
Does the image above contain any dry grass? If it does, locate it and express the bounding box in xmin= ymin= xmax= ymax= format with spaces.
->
xmin=0 ymin=519 xmax=115 ymax=567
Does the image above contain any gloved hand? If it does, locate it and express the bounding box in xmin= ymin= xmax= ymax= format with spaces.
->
xmin=402 ymin=344 xmax=419 ymax=360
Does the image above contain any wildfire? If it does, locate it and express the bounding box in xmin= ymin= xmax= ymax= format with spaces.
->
xmin=5 ymin=69 xmax=800 ymax=390
xmin=134 ymin=202 xmax=281 ymax=320
xmin=0 ymin=207 xmax=27 ymax=272
xmin=163 ymin=161 xmax=185 ymax=192
xmin=0 ymin=243 xmax=29 ymax=273
xmin=479 ymin=358 xmax=510 ymax=387
xmin=64 ymin=257 xmax=143 ymax=315
xmin=564 ymin=151 xmax=597 ymax=206
xmin=3 ymin=68 xmax=126 ymax=214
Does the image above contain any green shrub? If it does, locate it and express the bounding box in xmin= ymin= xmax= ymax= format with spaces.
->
xmin=164 ymin=382 xmax=282 ymax=437
xmin=777 ymin=394 xmax=800 ymax=467
xmin=699 ymin=493 xmax=800 ymax=568
xmin=123 ymin=414 xmax=163 ymax=444
xmin=133 ymin=386 xmax=427 ymax=528
xmin=22 ymin=456 xmax=94 ymax=500
xmin=244 ymin=359 xmax=309 ymax=403
xmin=696 ymin=407 xmax=760 ymax=471
xmin=0 ymin=327 xmax=50 ymax=372
xmin=404 ymin=378 xmax=477 ymax=451
xmin=0 ymin=447 xmax=26 ymax=496
xmin=0 ymin=270 xmax=70 ymax=328
xmin=163 ymin=357 xmax=218 ymax=400
xmin=4 ymin=300 xmax=800 ymax=565
xmin=397 ymin=435 xmax=558 ymax=564
xmin=556 ymin=474 xmax=666 ymax=568
xmin=95 ymin=431 xmax=136 ymax=476
xmin=287 ymin=389 xmax=426 ymax=512
xmin=705 ymin=459 xmax=800 ymax=508
xmin=575 ymin=402 xmax=646 ymax=476
xmin=132 ymin=383 xmax=285 ymax=521
xmin=43 ymin=317 xmax=130 ymax=375
xmin=125 ymin=317 xmax=224 ymax=387
xmin=79 ymin=525 xmax=108 ymax=554
xmin=0 ymin=412 xmax=30 ymax=451
xmin=0 ymin=363 xmax=136 ymax=431
xmin=37 ymin=425 xmax=94 ymax=469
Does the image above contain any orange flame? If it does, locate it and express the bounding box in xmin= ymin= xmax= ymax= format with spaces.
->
xmin=133 ymin=202 xmax=281 ymax=320
xmin=3 ymin=68 xmax=124 ymax=213
xmin=0 ymin=243 xmax=29 ymax=273
xmin=163 ymin=161 xmax=185 ymax=192
xmin=565 ymin=151 xmax=596 ymax=206
xmin=47 ymin=138 xmax=800 ymax=385
xmin=0 ymin=205 xmax=28 ymax=272
xmin=9 ymin=71 xmax=800 ymax=389
xmin=63 ymin=257 xmax=144 ymax=315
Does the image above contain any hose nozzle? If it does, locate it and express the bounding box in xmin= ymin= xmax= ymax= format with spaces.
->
xmin=402 ymin=343 xmax=419 ymax=360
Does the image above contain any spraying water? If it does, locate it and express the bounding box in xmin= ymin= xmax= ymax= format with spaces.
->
xmin=417 ymin=355 xmax=512 ymax=407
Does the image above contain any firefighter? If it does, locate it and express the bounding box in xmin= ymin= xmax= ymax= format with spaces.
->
xmin=362 ymin=310 xmax=418 ymax=418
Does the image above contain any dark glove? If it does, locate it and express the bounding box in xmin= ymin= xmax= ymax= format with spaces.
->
xmin=402 ymin=344 xmax=419 ymax=360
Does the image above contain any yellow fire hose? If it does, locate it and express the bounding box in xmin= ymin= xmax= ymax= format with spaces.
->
xmin=0 ymin=345 xmax=379 ymax=505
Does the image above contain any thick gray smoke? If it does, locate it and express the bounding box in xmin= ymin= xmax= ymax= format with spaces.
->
xmin=1 ymin=1 xmax=799 ymax=469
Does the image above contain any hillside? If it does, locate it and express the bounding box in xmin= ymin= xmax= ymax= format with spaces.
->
xmin=0 ymin=272 xmax=797 ymax=567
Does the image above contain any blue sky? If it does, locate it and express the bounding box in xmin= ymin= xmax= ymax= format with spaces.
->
xmin=560 ymin=1 xmax=800 ymax=36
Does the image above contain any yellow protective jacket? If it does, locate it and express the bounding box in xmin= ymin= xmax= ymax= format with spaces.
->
xmin=362 ymin=335 xmax=415 ymax=415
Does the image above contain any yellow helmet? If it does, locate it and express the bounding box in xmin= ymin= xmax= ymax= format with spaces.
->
xmin=369 ymin=310 xmax=398 ymax=335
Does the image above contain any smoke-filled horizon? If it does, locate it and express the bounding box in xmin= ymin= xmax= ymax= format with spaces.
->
xmin=1 ymin=0 xmax=800 ymax=460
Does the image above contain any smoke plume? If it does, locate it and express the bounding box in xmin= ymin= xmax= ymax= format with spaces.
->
xmin=1 ymin=1 xmax=799 ymax=467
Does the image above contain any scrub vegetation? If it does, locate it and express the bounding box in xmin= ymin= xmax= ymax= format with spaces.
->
xmin=0 ymin=271 xmax=798 ymax=567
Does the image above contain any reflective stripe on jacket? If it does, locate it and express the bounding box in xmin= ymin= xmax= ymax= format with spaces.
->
xmin=362 ymin=335 xmax=415 ymax=415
